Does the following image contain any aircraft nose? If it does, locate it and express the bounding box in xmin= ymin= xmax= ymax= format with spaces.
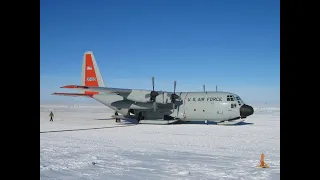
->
xmin=240 ymin=104 xmax=254 ymax=117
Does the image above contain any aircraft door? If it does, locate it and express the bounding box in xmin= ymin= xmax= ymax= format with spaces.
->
xmin=227 ymin=95 xmax=240 ymax=119
xmin=182 ymin=94 xmax=201 ymax=120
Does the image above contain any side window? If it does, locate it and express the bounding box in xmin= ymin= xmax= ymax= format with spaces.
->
xmin=227 ymin=95 xmax=233 ymax=101
xmin=227 ymin=95 xmax=235 ymax=101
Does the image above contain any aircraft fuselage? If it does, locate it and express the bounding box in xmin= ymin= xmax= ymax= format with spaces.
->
xmin=93 ymin=90 xmax=253 ymax=123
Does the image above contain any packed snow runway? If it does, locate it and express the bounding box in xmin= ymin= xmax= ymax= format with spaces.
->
xmin=40 ymin=104 xmax=280 ymax=180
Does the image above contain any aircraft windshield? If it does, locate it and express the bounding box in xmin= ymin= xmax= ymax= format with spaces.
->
xmin=227 ymin=95 xmax=245 ymax=106
xmin=235 ymin=96 xmax=244 ymax=106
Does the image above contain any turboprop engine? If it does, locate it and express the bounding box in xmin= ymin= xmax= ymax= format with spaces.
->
xmin=125 ymin=91 xmax=170 ymax=104
xmin=126 ymin=77 xmax=181 ymax=111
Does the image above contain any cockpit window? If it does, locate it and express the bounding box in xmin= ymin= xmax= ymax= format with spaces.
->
xmin=231 ymin=103 xmax=237 ymax=108
xmin=227 ymin=95 xmax=235 ymax=101
xmin=235 ymin=96 xmax=244 ymax=106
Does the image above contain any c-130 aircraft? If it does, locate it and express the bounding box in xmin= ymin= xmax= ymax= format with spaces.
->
xmin=52 ymin=51 xmax=254 ymax=125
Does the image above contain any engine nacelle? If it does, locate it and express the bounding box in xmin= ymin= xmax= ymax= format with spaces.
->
xmin=126 ymin=91 xmax=171 ymax=104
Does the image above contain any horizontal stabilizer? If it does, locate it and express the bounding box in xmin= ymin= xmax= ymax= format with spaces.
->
xmin=61 ymin=85 xmax=89 ymax=89
xmin=60 ymin=84 xmax=132 ymax=95
xmin=51 ymin=92 xmax=94 ymax=98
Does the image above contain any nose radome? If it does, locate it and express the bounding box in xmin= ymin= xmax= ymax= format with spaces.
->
xmin=240 ymin=104 xmax=254 ymax=117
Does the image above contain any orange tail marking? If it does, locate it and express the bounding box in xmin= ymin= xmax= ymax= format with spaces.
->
xmin=84 ymin=53 xmax=99 ymax=95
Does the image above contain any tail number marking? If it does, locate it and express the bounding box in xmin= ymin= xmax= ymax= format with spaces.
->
xmin=87 ymin=77 xmax=96 ymax=81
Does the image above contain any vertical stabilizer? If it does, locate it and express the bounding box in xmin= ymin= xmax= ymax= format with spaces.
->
xmin=81 ymin=51 xmax=105 ymax=87
xmin=80 ymin=51 xmax=106 ymax=95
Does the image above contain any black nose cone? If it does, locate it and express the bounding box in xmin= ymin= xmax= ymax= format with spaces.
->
xmin=240 ymin=104 xmax=254 ymax=117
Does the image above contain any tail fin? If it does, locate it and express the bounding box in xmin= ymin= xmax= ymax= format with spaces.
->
xmin=81 ymin=51 xmax=105 ymax=87
xmin=52 ymin=51 xmax=105 ymax=98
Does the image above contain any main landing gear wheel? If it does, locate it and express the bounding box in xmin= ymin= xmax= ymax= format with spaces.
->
xmin=115 ymin=112 xmax=120 ymax=123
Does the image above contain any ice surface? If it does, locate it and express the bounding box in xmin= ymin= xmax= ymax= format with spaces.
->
xmin=40 ymin=104 xmax=280 ymax=180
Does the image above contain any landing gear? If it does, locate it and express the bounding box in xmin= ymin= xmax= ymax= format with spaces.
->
xmin=205 ymin=120 xmax=208 ymax=125
xmin=115 ymin=112 xmax=120 ymax=123
xmin=136 ymin=112 xmax=144 ymax=124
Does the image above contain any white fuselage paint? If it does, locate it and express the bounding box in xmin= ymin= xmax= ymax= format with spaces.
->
xmin=93 ymin=91 xmax=246 ymax=123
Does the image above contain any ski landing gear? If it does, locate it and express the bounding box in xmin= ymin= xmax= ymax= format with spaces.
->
xmin=136 ymin=112 xmax=144 ymax=124
xmin=115 ymin=112 xmax=121 ymax=123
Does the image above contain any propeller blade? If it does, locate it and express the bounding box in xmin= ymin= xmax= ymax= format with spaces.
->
xmin=170 ymin=80 xmax=178 ymax=103
xmin=203 ymin=84 xmax=205 ymax=92
xmin=152 ymin=76 xmax=155 ymax=91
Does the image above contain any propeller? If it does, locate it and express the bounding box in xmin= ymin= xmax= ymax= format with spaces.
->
xmin=203 ymin=84 xmax=206 ymax=92
xmin=149 ymin=76 xmax=159 ymax=111
xmin=170 ymin=80 xmax=179 ymax=109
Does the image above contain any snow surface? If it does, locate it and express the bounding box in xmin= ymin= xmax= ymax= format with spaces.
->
xmin=40 ymin=104 xmax=280 ymax=180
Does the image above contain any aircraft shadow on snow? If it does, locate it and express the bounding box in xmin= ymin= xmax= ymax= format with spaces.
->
xmin=94 ymin=118 xmax=115 ymax=120
xmin=95 ymin=118 xmax=254 ymax=126
xmin=40 ymin=119 xmax=253 ymax=134
xmin=180 ymin=121 xmax=254 ymax=126
xmin=165 ymin=120 xmax=254 ymax=126
xmin=40 ymin=124 xmax=136 ymax=134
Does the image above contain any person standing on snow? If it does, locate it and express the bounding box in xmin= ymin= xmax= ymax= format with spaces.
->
xmin=49 ymin=111 xmax=54 ymax=121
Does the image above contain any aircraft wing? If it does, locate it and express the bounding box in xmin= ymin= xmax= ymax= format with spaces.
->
xmin=60 ymin=85 xmax=132 ymax=96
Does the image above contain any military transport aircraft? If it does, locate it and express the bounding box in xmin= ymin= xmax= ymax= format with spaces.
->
xmin=52 ymin=51 xmax=254 ymax=125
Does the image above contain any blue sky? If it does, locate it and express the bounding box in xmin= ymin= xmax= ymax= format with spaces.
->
xmin=40 ymin=0 xmax=279 ymax=105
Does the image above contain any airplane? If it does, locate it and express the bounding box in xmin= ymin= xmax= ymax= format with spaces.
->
xmin=52 ymin=51 xmax=254 ymax=125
